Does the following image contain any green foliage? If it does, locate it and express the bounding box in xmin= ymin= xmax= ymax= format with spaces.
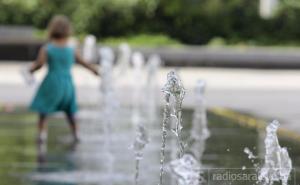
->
xmin=2 ymin=0 xmax=300 ymax=45
xmin=0 ymin=0 xmax=37 ymax=24
xmin=101 ymin=33 xmax=182 ymax=47
xmin=208 ymin=37 xmax=227 ymax=47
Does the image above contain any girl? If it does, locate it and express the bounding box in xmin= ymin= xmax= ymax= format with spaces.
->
xmin=29 ymin=15 xmax=99 ymax=143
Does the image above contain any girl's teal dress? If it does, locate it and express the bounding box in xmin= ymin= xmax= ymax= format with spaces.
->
xmin=30 ymin=43 xmax=77 ymax=114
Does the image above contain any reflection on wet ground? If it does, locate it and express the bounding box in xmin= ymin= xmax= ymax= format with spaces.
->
xmin=0 ymin=108 xmax=299 ymax=185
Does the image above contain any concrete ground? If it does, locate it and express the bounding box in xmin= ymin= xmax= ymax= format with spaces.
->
xmin=1 ymin=62 xmax=300 ymax=132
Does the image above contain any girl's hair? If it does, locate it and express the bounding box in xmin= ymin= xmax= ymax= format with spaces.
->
xmin=48 ymin=15 xmax=72 ymax=40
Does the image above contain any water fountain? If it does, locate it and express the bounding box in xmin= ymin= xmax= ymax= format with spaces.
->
xmin=98 ymin=47 xmax=117 ymax=182
xmin=189 ymin=80 xmax=210 ymax=161
xmin=131 ymin=116 xmax=150 ymax=185
xmin=114 ymin=43 xmax=131 ymax=106
xmin=115 ymin=43 xmax=131 ymax=76
xmin=244 ymin=120 xmax=293 ymax=185
xmin=131 ymin=52 xmax=146 ymax=121
xmin=163 ymin=75 xmax=204 ymax=185
xmin=166 ymin=71 xmax=186 ymax=158
xmin=82 ymin=35 xmax=97 ymax=63
xmin=145 ymin=54 xmax=161 ymax=125
xmin=130 ymin=52 xmax=150 ymax=185
xmin=167 ymin=154 xmax=202 ymax=185
xmin=258 ymin=120 xmax=293 ymax=185
xmin=161 ymin=73 xmax=205 ymax=185
xmin=99 ymin=47 xmax=117 ymax=111
xmin=76 ymin=35 xmax=97 ymax=121
xmin=159 ymin=70 xmax=186 ymax=185
xmin=21 ymin=43 xmax=297 ymax=185
xmin=159 ymin=79 xmax=209 ymax=185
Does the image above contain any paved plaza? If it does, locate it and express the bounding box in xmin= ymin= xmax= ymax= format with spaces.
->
xmin=1 ymin=62 xmax=300 ymax=132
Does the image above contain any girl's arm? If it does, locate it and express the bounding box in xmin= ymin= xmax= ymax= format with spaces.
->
xmin=75 ymin=50 xmax=99 ymax=75
xmin=30 ymin=46 xmax=47 ymax=73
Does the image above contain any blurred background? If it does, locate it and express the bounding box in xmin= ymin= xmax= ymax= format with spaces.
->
xmin=0 ymin=0 xmax=299 ymax=46
xmin=2 ymin=0 xmax=300 ymax=66
xmin=1 ymin=0 xmax=300 ymax=126
xmin=1 ymin=0 xmax=300 ymax=45
xmin=1 ymin=0 xmax=300 ymax=185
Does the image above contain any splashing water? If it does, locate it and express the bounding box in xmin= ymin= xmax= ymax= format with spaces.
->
xmin=244 ymin=147 xmax=257 ymax=160
xmin=165 ymin=71 xmax=186 ymax=158
xmin=81 ymin=35 xmax=97 ymax=120
xmin=158 ymin=87 xmax=171 ymax=185
xmin=167 ymin=80 xmax=206 ymax=185
xmin=146 ymin=54 xmax=161 ymax=83
xmin=167 ymin=154 xmax=202 ymax=185
xmin=99 ymin=47 xmax=117 ymax=180
xmin=83 ymin=35 xmax=97 ymax=63
xmin=131 ymin=116 xmax=150 ymax=185
xmin=164 ymin=71 xmax=186 ymax=158
xmin=244 ymin=147 xmax=260 ymax=171
xmin=131 ymin=52 xmax=145 ymax=119
xmin=114 ymin=43 xmax=131 ymax=108
xmin=258 ymin=120 xmax=292 ymax=185
xmin=159 ymin=70 xmax=185 ymax=185
xmin=244 ymin=120 xmax=293 ymax=185
xmin=189 ymin=80 xmax=210 ymax=161
xmin=115 ymin=43 xmax=131 ymax=76
xmin=130 ymin=52 xmax=149 ymax=185
xmin=99 ymin=47 xmax=118 ymax=114
xmin=145 ymin=54 xmax=161 ymax=125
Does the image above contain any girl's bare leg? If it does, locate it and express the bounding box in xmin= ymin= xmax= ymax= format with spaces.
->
xmin=38 ymin=113 xmax=48 ymax=143
xmin=65 ymin=113 xmax=79 ymax=142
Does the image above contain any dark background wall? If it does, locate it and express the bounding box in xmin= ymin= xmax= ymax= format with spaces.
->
xmin=0 ymin=40 xmax=43 ymax=61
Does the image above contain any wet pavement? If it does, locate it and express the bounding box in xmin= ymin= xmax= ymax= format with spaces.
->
xmin=0 ymin=108 xmax=299 ymax=185
xmin=1 ymin=62 xmax=300 ymax=133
